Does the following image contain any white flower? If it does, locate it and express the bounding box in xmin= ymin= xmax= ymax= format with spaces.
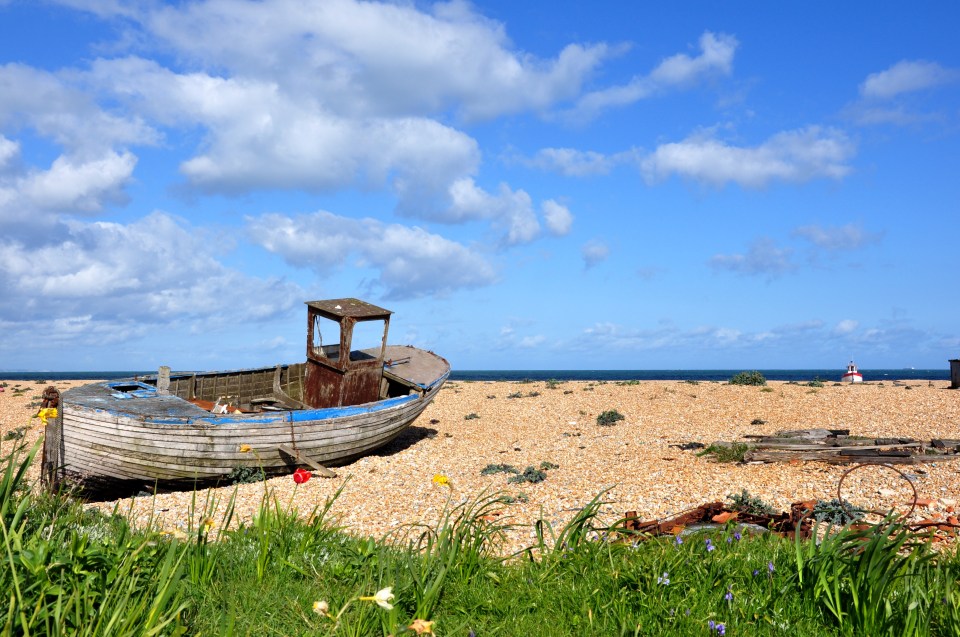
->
xmin=362 ymin=586 xmax=394 ymax=610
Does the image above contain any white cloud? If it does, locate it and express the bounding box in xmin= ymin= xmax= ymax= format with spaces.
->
xmin=792 ymin=223 xmax=882 ymax=251
xmin=641 ymin=126 xmax=854 ymax=188
xmin=834 ymin=319 xmax=859 ymax=335
xmin=88 ymin=0 xmax=611 ymax=121
xmin=860 ymin=60 xmax=958 ymax=100
xmin=542 ymin=200 xmax=573 ymax=236
xmin=446 ymin=178 xmax=541 ymax=245
xmin=0 ymin=63 xmax=158 ymax=154
xmin=0 ymin=211 xmax=301 ymax=345
xmin=582 ymin=239 xmax=610 ymax=268
xmin=247 ymin=210 xmax=497 ymax=299
xmin=710 ymin=238 xmax=794 ymax=277
xmin=527 ymin=147 xmax=617 ymax=176
xmin=571 ymin=31 xmax=737 ymax=119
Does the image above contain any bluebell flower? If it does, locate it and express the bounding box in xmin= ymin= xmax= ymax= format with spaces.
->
xmin=716 ymin=623 xmax=726 ymax=635
xmin=726 ymin=536 xmax=732 ymax=544
xmin=657 ymin=571 xmax=670 ymax=585
xmin=768 ymin=561 xmax=775 ymax=574
xmin=705 ymin=538 xmax=715 ymax=552
xmin=674 ymin=535 xmax=683 ymax=546
xmin=753 ymin=568 xmax=760 ymax=576
xmin=708 ymin=620 xmax=715 ymax=630
xmin=725 ymin=589 xmax=733 ymax=602
xmin=734 ymin=531 xmax=742 ymax=541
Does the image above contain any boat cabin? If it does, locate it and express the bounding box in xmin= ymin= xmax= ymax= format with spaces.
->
xmin=304 ymin=298 xmax=392 ymax=408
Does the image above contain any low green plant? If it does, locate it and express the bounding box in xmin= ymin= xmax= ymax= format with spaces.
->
xmin=539 ymin=461 xmax=559 ymax=470
xmin=810 ymin=499 xmax=866 ymax=525
xmin=507 ymin=466 xmax=547 ymax=484
xmin=596 ymin=409 xmax=625 ymax=426
xmin=506 ymin=391 xmax=523 ymax=399
xmin=464 ymin=412 xmax=480 ymax=420
xmin=729 ymin=371 xmax=767 ymax=386
xmin=698 ymin=442 xmax=751 ymax=463
xmin=225 ymin=465 xmax=265 ymax=484
xmin=807 ymin=377 xmax=825 ymax=388
xmin=727 ymin=489 xmax=777 ymax=516
xmin=480 ymin=463 xmax=519 ymax=475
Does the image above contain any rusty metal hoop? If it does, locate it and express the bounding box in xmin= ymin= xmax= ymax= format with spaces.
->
xmin=836 ymin=462 xmax=918 ymax=522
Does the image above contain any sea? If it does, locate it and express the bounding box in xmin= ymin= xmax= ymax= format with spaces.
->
xmin=0 ymin=369 xmax=950 ymax=383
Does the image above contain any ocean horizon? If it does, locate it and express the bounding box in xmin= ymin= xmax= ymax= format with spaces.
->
xmin=0 ymin=368 xmax=950 ymax=383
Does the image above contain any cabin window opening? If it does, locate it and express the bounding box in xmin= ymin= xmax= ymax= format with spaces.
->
xmin=311 ymin=314 xmax=341 ymax=361
xmin=107 ymin=381 xmax=157 ymax=399
xmin=350 ymin=319 xmax=387 ymax=362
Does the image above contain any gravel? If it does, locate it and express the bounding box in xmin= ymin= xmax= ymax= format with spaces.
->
xmin=3 ymin=377 xmax=958 ymax=555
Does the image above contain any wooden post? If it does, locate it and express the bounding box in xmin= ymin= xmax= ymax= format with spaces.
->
xmin=950 ymin=359 xmax=960 ymax=389
xmin=158 ymin=366 xmax=171 ymax=395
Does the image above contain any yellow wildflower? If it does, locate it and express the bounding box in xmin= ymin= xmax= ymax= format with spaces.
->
xmin=359 ymin=586 xmax=394 ymax=610
xmin=201 ymin=517 xmax=215 ymax=534
xmin=408 ymin=618 xmax=436 ymax=635
xmin=239 ymin=444 xmax=252 ymax=453
xmin=34 ymin=408 xmax=58 ymax=425
xmin=432 ymin=474 xmax=450 ymax=488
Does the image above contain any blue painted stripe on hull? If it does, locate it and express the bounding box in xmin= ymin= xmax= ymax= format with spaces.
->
xmin=88 ymin=393 xmax=420 ymax=426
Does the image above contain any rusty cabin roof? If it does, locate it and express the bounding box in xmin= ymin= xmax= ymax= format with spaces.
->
xmin=305 ymin=298 xmax=393 ymax=321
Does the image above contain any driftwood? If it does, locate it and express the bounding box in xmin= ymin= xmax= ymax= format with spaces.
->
xmin=731 ymin=429 xmax=960 ymax=465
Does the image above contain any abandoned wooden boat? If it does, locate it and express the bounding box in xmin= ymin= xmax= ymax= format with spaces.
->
xmin=43 ymin=299 xmax=450 ymax=488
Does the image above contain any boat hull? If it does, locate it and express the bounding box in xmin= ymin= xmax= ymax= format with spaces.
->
xmin=840 ymin=373 xmax=863 ymax=383
xmin=46 ymin=351 xmax=448 ymax=488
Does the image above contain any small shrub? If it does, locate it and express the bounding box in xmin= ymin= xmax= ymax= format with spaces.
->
xmin=527 ymin=391 xmax=541 ymax=398
xmin=729 ymin=371 xmax=767 ymax=386
xmin=616 ymin=380 xmax=640 ymax=386
xmin=539 ymin=461 xmax=559 ymax=470
xmin=3 ymin=427 xmax=27 ymax=441
xmin=807 ymin=377 xmax=824 ymax=388
xmin=683 ymin=379 xmax=700 ymax=385
xmin=596 ymin=410 xmax=625 ymax=426
xmin=811 ymin=499 xmax=866 ymax=525
xmin=464 ymin=413 xmax=480 ymax=420
xmin=506 ymin=391 xmax=523 ymax=399
xmin=480 ymin=463 xmax=519 ymax=476
xmin=507 ymin=466 xmax=547 ymax=484
xmin=225 ymin=466 xmax=265 ymax=484
xmin=545 ymin=379 xmax=563 ymax=389
xmin=750 ymin=418 xmax=767 ymax=425
xmin=760 ymin=387 xmax=774 ymax=393
xmin=698 ymin=442 xmax=751 ymax=463
xmin=727 ymin=489 xmax=777 ymax=516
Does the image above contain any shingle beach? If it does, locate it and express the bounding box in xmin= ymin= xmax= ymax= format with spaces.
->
xmin=2 ymin=377 xmax=959 ymax=555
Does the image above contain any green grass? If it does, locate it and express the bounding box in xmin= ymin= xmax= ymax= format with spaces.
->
xmin=3 ymin=442 xmax=960 ymax=636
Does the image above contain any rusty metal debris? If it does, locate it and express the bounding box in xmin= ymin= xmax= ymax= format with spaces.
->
xmin=621 ymin=461 xmax=960 ymax=544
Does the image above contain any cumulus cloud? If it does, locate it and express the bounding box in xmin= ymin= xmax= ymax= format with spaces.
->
xmin=641 ymin=126 xmax=855 ymax=188
xmin=860 ymin=60 xmax=958 ymax=100
xmin=542 ymin=200 xmax=573 ymax=236
xmin=571 ymin=31 xmax=737 ymax=119
xmin=0 ymin=212 xmax=302 ymax=347
xmin=0 ymin=63 xmax=158 ymax=154
xmin=792 ymin=223 xmax=882 ymax=251
xmin=582 ymin=239 xmax=610 ymax=268
xmin=247 ymin=210 xmax=497 ymax=299
xmin=709 ymin=238 xmax=795 ymax=277
xmin=82 ymin=0 xmax=611 ymax=121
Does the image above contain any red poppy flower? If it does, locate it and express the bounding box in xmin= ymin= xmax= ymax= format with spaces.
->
xmin=293 ymin=468 xmax=311 ymax=484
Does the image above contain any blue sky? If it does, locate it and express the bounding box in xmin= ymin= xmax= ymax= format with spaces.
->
xmin=1 ymin=1 xmax=958 ymax=371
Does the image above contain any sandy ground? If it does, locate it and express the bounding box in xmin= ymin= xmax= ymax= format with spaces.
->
xmin=2 ymin=377 xmax=959 ymax=554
